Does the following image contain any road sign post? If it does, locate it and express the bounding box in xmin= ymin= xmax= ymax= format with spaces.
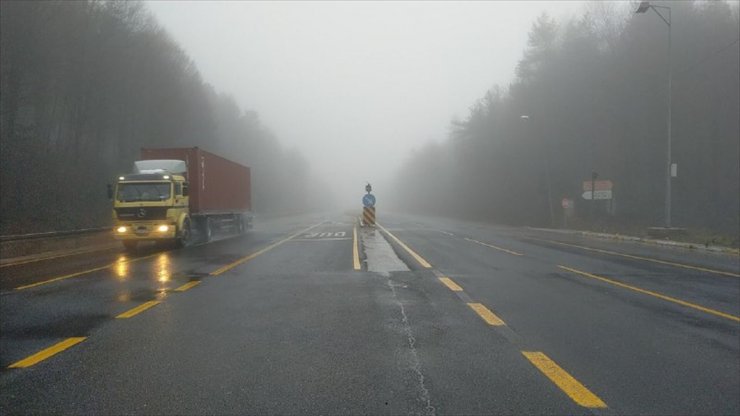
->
xmin=361 ymin=184 xmax=376 ymax=226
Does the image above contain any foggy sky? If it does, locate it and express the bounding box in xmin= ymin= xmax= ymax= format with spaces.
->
xmin=145 ymin=1 xmax=587 ymax=209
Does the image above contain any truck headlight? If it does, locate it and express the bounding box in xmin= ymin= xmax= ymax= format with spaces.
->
xmin=116 ymin=226 xmax=127 ymax=233
xmin=157 ymin=225 xmax=170 ymax=232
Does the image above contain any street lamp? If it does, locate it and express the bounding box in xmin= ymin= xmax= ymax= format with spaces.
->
xmin=520 ymin=114 xmax=555 ymax=227
xmin=636 ymin=1 xmax=673 ymax=228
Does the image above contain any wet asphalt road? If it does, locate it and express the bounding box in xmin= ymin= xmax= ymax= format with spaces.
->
xmin=0 ymin=212 xmax=738 ymax=415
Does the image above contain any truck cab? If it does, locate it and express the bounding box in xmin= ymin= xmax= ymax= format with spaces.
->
xmin=112 ymin=160 xmax=192 ymax=251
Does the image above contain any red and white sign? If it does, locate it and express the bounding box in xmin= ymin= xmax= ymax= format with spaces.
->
xmin=583 ymin=180 xmax=613 ymax=192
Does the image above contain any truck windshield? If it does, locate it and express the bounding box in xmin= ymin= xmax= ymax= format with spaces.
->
xmin=117 ymin=182 xmax=171 ymax=202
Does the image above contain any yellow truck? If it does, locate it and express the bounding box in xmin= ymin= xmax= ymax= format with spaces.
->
xmin=109 ymin=147 xmax=252 ymax=251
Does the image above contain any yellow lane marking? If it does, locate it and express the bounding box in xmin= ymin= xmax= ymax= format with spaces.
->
xmin=210 ymin=222 xmax=323 ymax=276
xmin=353 ymin=225 xmax=361 ymax=271
xmin=1 ymin=245 xmax=117 ymax=268
xmin=467 ymin=303 xmax=506 ymax=326
xmin=439 ymin=276 xmax=464 ymax=292
xmin=14 ymin=251 xmax=166 ymax=291
xmin=116 ymin=300 xmax=161 ymax=319
xmin=559 ymin=265 xmax=740 ymax=323
xmin=8 ymin=337 xmax=87 ymax=369
xmin=522 ymin=351 xmax=607 ymax=408
xmin=174 ymin=280 xmax=201 ymax=292
xmin=545 ymin=239 xmax=739 ymax=278
xmin=464 ymin=237 xmax=524 ymax=256
xmin=377 ymin=223 xmax=432 ymax=268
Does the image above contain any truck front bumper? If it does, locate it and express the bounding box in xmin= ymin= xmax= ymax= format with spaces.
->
xmin=113 ymin=223 xmax=177 ymax=241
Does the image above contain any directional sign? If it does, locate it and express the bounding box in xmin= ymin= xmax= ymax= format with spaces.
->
xmin=583 ymin=180 xmax=613 ymax=192
xmin=363 ymin=193 xmax=376 ymax=208
xmin=582 ymin=190 xmax=613 ymax=200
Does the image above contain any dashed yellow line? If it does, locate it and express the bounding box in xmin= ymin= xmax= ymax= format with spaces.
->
xmin=559 ymin=265 xmax=740 ymax=323
xmin=14 ymin=251 xmax=165 ymax=291
xmin=174 ymin=280 xmax=201 ymax=292
xmin=522 ymin=351 xmax=607 ymax=408
xmin=8 ymin=337 xmax=87 ymax=369
xmin=439 ymin=276 xmax=464 ymax=292
xmin=377 ymin=223 xmax=432 ymax=268
xmin=116 ymin=300 xmax=161 ymax=319
xmin=353 ymin=225 xmax=361 ymax=271
xmin=467 ymin=302 xmax=506 ymax=326
xmin=464 ymin=237 xmax=524 ymax=256
xmin=545 ymin=239 xmax=739 ymax=277
xmin=210 ymin=222 xmax=323 ymax=276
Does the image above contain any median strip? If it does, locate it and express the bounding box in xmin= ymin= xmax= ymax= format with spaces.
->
xmin=467 ymin=302 xmax=506 ymax=326
xmin=558 ymin=265 xmax=740 ymax=322
xmin=353 ymin=225 xmax=361 ymax=271
xmin=522 ymin=351 xmax=607 ymax=408
xmin=376 ymin=223 xmax=432 ymax=268
xmin=8 ymin=337 xmax=87 ymax=369
xmin=116 ymin=300 xmax=161 ymax=319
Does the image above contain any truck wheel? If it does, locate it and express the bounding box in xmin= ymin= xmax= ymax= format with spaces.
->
xmin=177 ymin=219 xmax=191 ymax=248
xmin=122 ymin=240 xmax=138 ymax=252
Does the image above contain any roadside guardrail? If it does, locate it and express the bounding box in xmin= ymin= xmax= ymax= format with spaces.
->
xmin=0 ymin=227 xmax=111 ymax=243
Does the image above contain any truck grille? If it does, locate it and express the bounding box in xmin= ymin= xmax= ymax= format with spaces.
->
xmin=115 ymin=207 xmax=168 ymax=221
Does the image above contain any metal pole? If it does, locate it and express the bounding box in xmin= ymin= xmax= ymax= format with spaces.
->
xmin=665 ymin=8 xmax=672 ymax=228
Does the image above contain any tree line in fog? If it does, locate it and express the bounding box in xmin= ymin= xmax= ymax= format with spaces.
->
xmin=391 ymin=1 xmax=739 ymax=239
xmin=0 ymin=1 xmax=316 ymax=234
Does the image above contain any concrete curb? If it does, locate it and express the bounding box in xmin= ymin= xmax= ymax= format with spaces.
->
xmin=526 ymin=227 xmax=740 ymax=256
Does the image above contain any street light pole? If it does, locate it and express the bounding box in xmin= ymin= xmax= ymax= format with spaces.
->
xmin=636 ymin=1 xmax=672 ymax=228
xmin=520 ymin=115 xmax=555 ymax=228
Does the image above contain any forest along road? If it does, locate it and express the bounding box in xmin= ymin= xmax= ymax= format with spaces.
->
xmin=0 ymin=212 xmax=738 ymax=415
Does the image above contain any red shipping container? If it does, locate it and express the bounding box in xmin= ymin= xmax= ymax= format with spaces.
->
xmin=139 ymin=147 xmax=251 ymax=214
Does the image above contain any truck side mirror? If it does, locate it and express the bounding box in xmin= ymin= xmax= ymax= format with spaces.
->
xmin=182 ymin=182 xmax=189 ymax=197
xmin=107 ymin=184 xmax=113 ymax=200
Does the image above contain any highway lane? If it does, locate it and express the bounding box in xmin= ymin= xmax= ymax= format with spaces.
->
xmin=1 ymin=212 xmax=738 ymax=414
xmin=380 ymin=213 xmax=739 ymax=415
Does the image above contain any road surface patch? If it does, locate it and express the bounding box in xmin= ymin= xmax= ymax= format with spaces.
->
xmin=116 ymin=300 xmax=161 ymax=319
xmin=438 ymin=276 xmax=463 ymax=292
xmin=522 ymin=351 xmax=607 ymax=408
xmin=174 ymin=280 xmax=201 ymax=292
xmin=8 ymin=337 xmax=86 ymax=369
xmin=558 ymin=265 xmax=740 ymax=322
xmin=467 ymin=303 xmax=506 ymax=326
xmin=544 ymin=239 xmax=739 ymax=277
xmin=210 ymin=222 xmax=323 ymax=276
xmin=464 ymin=237 xmax=524 ymax=256
xmin=377 ymin=223 xmax=432 ymax=268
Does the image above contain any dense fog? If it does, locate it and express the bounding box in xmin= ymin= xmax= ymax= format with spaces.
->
xmin=1 ymin=1 xmax=738 ymax=240
xmin=390 ymin=1 xmax=739 ymax=238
